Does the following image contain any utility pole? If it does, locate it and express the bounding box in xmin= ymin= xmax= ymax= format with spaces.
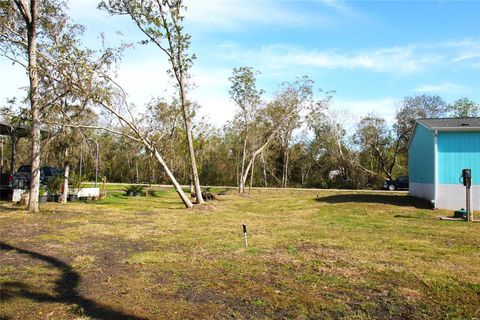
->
xmin=0 ymin=138 xmax=3 ymax=175
xmin=87 ymin=139 xmax=99 ymax=187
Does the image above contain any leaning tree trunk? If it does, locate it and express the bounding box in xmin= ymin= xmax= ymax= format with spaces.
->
xmin=178 ymin=70 xmax=203 ymax=204
xmin=61 ymin=147 xmax=70 ymax=204
xmin=90 ymin=97 xmax=194 ymax=208
xmin=152 ymin=147 xmax=192 ymax=208
xmin=138 ymin=137 xmax=192 ymax=207
xmin=248 ymin=155 xmax=255 ymax=195
xmin=23 ymin=0 xmax=40 ymax=213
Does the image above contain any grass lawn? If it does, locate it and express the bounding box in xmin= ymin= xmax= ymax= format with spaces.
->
xmin=0 ymin=189 xmax=479 ymax=319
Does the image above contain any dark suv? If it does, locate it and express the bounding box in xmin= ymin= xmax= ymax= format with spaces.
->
xmin=12 ymin=166 xmax=62 ymax=189
xmin=383 ymin=176 xmax=408 ymax=191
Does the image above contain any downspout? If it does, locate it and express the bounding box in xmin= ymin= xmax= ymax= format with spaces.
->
xmin=433 ymin=130 xmax=438 ymax=208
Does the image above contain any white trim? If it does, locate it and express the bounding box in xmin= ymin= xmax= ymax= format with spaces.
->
xmin=433 ymin=130 xmax=438 ymax=209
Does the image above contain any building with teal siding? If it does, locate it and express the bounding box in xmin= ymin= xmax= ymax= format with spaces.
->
xmin=408 ymin=118 xmax=480 ymax=210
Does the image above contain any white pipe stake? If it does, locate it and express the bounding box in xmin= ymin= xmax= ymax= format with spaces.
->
xmin=243 ymin=224 xmax=248 ymax=247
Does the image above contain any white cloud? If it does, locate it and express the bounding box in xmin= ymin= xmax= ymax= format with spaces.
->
xmin=190 ymin=67 xmax=236 ymax=126
xmin=111 ymin=56 xmax=235 ymax=126
xmin=316 ymin=0 xmax=361 ymax=18
xmin=414 ymin=82 xmax=468 ymax=94
xmin=332 ymin=97 xmax=399 ymax=128
xmin=212 ymin=43 xmax=442 ymax=75
xmin=453 ymin=52 xmax=480 ymax=62
xmin=115 ymin=57 xmax=173 ymax=106
xmin=0 ymin=61 xmax=29 ymax=104
xmin=185 ymin=0 xmax=338 ymax=29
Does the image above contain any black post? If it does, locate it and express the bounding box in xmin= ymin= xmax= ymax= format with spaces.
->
xmin=0 ymin=138 xmax=3 ymax=175
xmin=10 ymin=135 xmax=18 ymax=176
xmin=462 ymin=169 xmax=472 ymax=221
xmin=242 ymin=224 xmax=248 ymax=247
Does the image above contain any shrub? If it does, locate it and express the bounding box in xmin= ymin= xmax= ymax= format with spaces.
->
xmin=125 ymin=185 xmax=145 ymax=196
xmin=69 ymin=173 xmax=84 ymax=195
xmin=46 ymin=175 xmax=63 ymax=195
xmin=39 ymin=185 xmax=47 ymax=197
xmin=146 ymin=188 xmax=157 ymax=197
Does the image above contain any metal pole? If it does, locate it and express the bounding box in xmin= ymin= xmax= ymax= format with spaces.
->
xmin=467 ymin=186 xmax=472 ymax=222
xmin=95 ymin=140 xmax=99 ymax=187
xmin=10 ymin=136 xmax=17 ymax=176
xmin=79 ymin=143 xmax=83 ymax=178
xmin=243 ymin=224 xmax=248 ymax=247
xmin=0 ymin=138 xmax=4 ymax=175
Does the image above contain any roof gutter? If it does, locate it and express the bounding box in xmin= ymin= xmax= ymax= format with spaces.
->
xmin=430 ymin=127 xmax=480 ymax=132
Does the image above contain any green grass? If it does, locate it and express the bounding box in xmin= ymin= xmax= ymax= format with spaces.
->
xmin=0 ymin=188 xmax=479 ymax=319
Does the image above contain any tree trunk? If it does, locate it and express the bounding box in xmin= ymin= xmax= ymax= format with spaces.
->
xmin=239 ymin=130 xmax=248 ymax=193
xmin=176 ymin=51 xmax=203 ymax=204
xmin=79 ymin=144 xmax=83 ymax=177
xmin=61 ymin=147 xmax=69 ymax=204
xmin=135 ymin=159 xmax=139 ymax=183
xmin=235 ymin=149 xmax=239 ymax=187
xmin=23 ymin=0 xmax=40 ymax=213
xmin=152 ymin=147 xmax=192 ymax=208
xmin=248 ymin=155 xmax=256 ymax=194
xmin=284 ymin=149 xmax=289 ymax=187
xmin=261 ymin=152 xmax=267 ymax=187
xmin=281 ymin=146 xmax=289 ymax=188
xmin=180 ymin=97 xmax=203 ymax=204
xmin=148 ymin=155 xmax=152 ymax=186
xmin=189 ymin=172 xmax=194 ymax=194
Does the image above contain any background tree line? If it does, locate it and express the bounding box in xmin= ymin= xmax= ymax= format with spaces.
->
xmin=2 ymin=92 xmax=478 ymax=190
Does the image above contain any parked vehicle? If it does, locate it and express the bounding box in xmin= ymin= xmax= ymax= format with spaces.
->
xmin=383 ymin=176 xmax=409 ymax=191
xmin=12 ymin=166 xmax=62 ymax=189
xmin=0 ymin=172 xmax=12 ymax=187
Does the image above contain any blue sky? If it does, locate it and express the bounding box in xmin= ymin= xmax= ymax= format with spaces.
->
xmin=1 ymin=0 xmax=479 ymax=128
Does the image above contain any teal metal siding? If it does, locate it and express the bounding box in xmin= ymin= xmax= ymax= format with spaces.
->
xmin=438 ymin=131 xmax=480 ymax=185
xmin=408 ymin=124 xmax=435 ymax=184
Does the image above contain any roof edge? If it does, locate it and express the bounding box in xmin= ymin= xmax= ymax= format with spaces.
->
xmin=432 ymin=127 xmax=480 ymax=132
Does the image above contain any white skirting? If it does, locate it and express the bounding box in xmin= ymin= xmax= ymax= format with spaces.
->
xmin=436 ymin=184 xmax=479 ymax=211
xmin=410 ymin=182 xmax=480 ymax=210
xmin=409 ymin=182 xmax=435 ymax=202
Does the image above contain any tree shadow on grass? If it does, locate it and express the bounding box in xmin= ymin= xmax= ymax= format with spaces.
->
xmin=316 ymin=193 xmax=433 ymax=209
xmin=0 ymin=242 xmax=148 ymax=320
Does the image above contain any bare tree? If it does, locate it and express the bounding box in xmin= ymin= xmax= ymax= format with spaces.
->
xmin=268 ymin=77 xmax=314 ymax=188
xmin=1 ymin=0 xmax=41 ymax=212
xmin=237 ymin=83 xmax=330 ymax=191
xmin=228 ymin=67 xmax=263 ymax=193
xmin=99 ymin=0 xmax=204 ymax=204
xmin=448 ymin=98 xmax=479 ymax=118
xmin=354 ymin=115 xmax=402 ymax=180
